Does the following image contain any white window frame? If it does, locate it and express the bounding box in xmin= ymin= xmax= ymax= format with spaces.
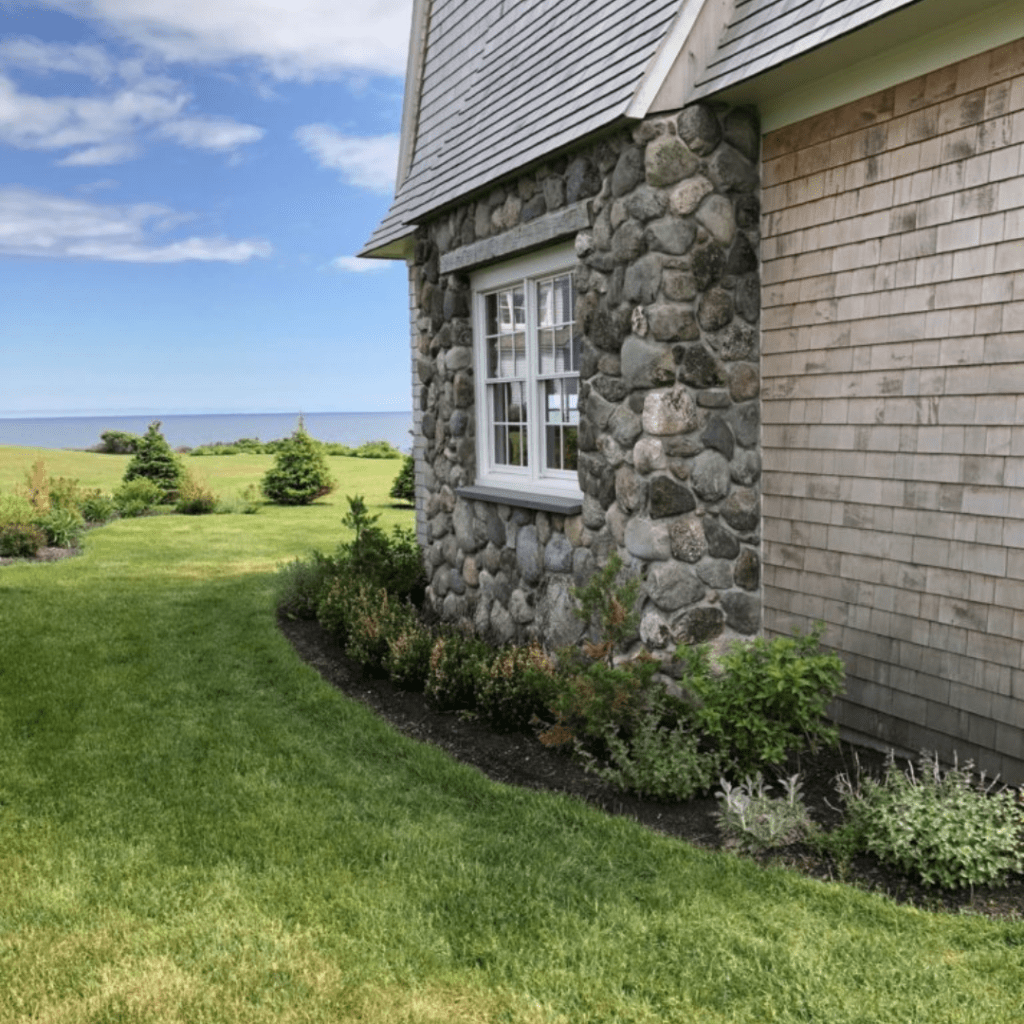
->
xmin=471 ymin=244 xmax=582 ymax=498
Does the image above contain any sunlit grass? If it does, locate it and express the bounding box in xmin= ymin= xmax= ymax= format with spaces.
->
xmin=1 ymin=450 xmax=1023 ymax=1022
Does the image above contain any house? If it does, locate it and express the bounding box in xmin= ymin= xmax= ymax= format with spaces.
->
xmin=363 ymin=0 xmax=1024 ymax=782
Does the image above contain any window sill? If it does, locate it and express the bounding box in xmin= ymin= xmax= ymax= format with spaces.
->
xmin=456 ymin=484 xmax=583 ymax=515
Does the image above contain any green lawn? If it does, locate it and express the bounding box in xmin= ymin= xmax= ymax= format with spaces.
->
xmin=1 ymin=447 xmax=1023 ymax=1022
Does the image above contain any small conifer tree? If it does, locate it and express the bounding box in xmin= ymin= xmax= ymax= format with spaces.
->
xmin=261 ymin=420 xmax=336 ymax=505
xmin=389 ymin=454 xmax=415 ymax=505
xmin=123 ymin=422 xmax=182 ymax=502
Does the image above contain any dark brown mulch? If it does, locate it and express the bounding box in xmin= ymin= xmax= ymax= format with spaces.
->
xmin=0 ymin=545 xmax=81 ymax=566
xmin=280 ymin=614 xmax=1024 ymax=922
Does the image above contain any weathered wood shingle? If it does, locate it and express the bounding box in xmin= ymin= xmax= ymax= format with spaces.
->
xmin=364 ymin=0 xmax=681 ymax=254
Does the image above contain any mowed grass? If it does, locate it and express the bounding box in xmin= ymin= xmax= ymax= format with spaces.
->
xmin=1 ymin=449 xmax=1023 ymax=1023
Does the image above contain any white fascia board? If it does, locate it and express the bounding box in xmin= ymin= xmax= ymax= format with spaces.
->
xmin=627 ymin=0 xmax=735 ymax=119
xmin=395 ymin=0 xmax=432 ymax=189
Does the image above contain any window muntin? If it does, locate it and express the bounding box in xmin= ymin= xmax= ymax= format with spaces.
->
xmin=474 ymin=248 xmax=581 ymax=494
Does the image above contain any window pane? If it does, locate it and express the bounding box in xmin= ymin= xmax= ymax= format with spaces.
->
xmin=544 ymin=378 xmax=579 ymax=470
xmin=492 ymin=381 xmax=528 ymax=467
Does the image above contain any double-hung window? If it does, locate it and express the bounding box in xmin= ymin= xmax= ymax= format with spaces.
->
xmin=472 ymin=245 xmax=581 ymax=497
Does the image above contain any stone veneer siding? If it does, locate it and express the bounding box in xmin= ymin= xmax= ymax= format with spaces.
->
xmin=761 ymin=38 xmax=1024 ymax=781
xmin=408 ymin=105 xmax=762 ymax=661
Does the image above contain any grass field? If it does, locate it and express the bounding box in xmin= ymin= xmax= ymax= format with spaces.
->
xmin=1 ymin=447 xmax=1023 ymax=1023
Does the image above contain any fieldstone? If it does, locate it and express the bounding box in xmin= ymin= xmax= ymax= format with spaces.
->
xmin=598 ymin=352 xmax=621 ymax=375
xmin=702 ymin=416 xmax=735 ymax=461
xmin=610 ymin=405 xmax=644 ymax=448
xmin=640 ymin=607 xmax=672 ymax=648
xmin=564 ymin=514 xmax=584 ymax=547
xmin=624 ymin=517 xmax=672 ymax=560
xmin=623 ymin=253 xmax=663 ymax=304
xmin=704 ymin=517 xmax=740 ymax=558
xmin=643 ymin=386 xmax=698 ymax=435
xmin=721 ymin=591 xmax=760 ymax=634
xmin=645 ymin=135 xmax=698 ymax=186
xmin=695 ymin=194 xmax=736 ymax=245
xmin=462 ymin=555 xmax=480 ymax=588
xmin=509 ymin=588 xmax=535 ymax=624
xmin=516 ymin=525 xmax=543 ymax=584
xmin=735 ymin=274 xmax=760 ymax=324
xmin=731 ymin=450 xmax=762 ymax=486
xmin=566 ymin=156 xmax=602 ymax=202
xmin=677 ymin=105 xmax=721 ymax=156
xmin=720 ymin=487 xmax=759 ymax=533
xmin=543 ymin=175 xmax=565 ymax=210
xmin=573 ymin=546 xmax=595 ymax=588
xmin=631 ymin=305 xmax=649 ymax=337
xmin=579 ymin=452 xmax=615 ymax=508
xmin=443 ymin=286 xmax=470 ymax=320
xmin=593 ymin=374 xmax=629 ymax=403
xmin=649 ymin=476 xmax=696 ymax=518
xmin=544 ymin=533 xmax=574 ymax=573
xmin=448 ymin=567 xmax=467 ymax=595
xmin=691 ymin=241 xmax=726 ymax=291
xmin=726 ymin=233 xmax=758 ymax=275
xmin=543 ymin=580 xmax=585 ymax=648
xmin=662 ymin=269 xmax=697 ymax=301
xmin=430 ymin=511 xmax=451 ymax=541
xmin=648 ymin=305 xmax=699 ymax=343
xmin=707 ymin=144 xmax=758 ymax=193
xmin=442 ymin=592 xmax=468 ymax=620
xmin=724 ymin=107 xmax=760 ymax=161
xmin=669 ymin=517 xmax=707 ymax=562
xmin=536 ymin=511 xmax=552 ymax=546
xmin=612 ymin=146 xmax=645 ymax=196
xmin=582 ymin=493 xmax=606 ymax=529
xmin=691 ymin=450 xmax=731 ymax=501
xmin=626 ymin=185 xmax=668 ymax=221
xmin=633 ymin=436 xmax=667 ymax=474
xmin=575 ymin=231 xmax=595 ymax=259
xmin=480 ymin=542 xmax=502 ymax=574
xmin=670 ymin=605 xmax=724 ymax=644
xmin=735 ymin=194 xmax=760 ymax=230
xmin=605 ymin=501 xmax=628 ymax=546
xmin=449 ymin=409 xmax=469 ymax=437
xmin=586 ymin=305 xmax=620 ymax=353
xmin=596 ymin=433 xmax=624 ymax=468
xmin=432 ymin=565 xmax=449 ymax=597
xmin=453 ymin=501 xmax=477 ymax=552
xmin=728 ymin=362 xmax=759 ymax=401
xmin=647 ymin=560 xmax=705 ymax=611
xmin=698 ymin=287 xmax=734 ymax=331
xmin=697 ymin=559 xmax=733 ymax=589
xmin=735 ymin=548 xmax=760 ymax=590
xmin=612 ymin=219 xmax=645 ymax=262
xmin=669 ymin=175 xmax=715 ymax=215
xmin=485 ymin=509 xmax=506 ymax=547
xmin=585 ymin=387 xmax=617 ymax=430
xmin=489 ymin=601 xmax=516 ymax=644
xmin=645 ymin=216 xmax=696 ymax=255
xmin=521 ymin=193 xmax=547 ymax=222
xmin=716 ymin=322 xmax=758 ymax=361
xmin=622 ymin=334 xmax=675 ymax=390
xmin=731 ymin=401 xmax=760 ymax=448
xmin=675 ymin=343 xmax=724 ymax=387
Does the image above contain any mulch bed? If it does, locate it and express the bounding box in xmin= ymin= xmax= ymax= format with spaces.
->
xmin=280 ymin=614 xmax=1024 ymax=921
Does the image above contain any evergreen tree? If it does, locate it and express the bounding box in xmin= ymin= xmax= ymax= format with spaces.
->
xmin=389 ymin=454 xmax=415 ymax=505
xmin=123 ymin=422 xmax=182 ymax=501
xmin=261 ymin=420 xmax=336 ymax=505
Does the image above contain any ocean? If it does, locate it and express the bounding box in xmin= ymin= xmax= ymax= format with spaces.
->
xmin=0 ymin=412 xmax=414 ymax=453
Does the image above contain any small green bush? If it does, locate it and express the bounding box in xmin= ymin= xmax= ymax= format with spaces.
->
xmin=425 ymin=631 xmax=494 ymax=713
xmin=176 ymin=472 xmax=217 ymax=515
xmin=261 ymin=421 xmax=335 ymax=505
xmin=836 ymin=751 xmax=1024 ymax=889
xmin=123 ymin=422 xmax=182 ymax=501
xmin=715 ymin=773 xmax=817 ymax=854
xmin=684 ymin=625 xmax=845 ymax=779
xmin=0 ymin=523 xmax=46 ymax=557
xmin=384 ymin=613 xmax=435 ymax=693
xmin=114 ymin=478 xmax=165 ymax=518
xmin=277 ymin=552 xmax=339 ymax=621
xmin=36 ymin=507 xmax=85 ymax=548
xmin=79 ymin=492 xmax=117 ymax=524
xmin=338 ymin=495 xmax=424 ymax=600
xmin=389 ymin=454 xmax=415 ymax=505
xmin=316 ymin=576 xmax=356 ymax=644
xmin=47 ymin=476 xmax=87 ymax=512
xmin=0 ymin=492 xmax=35 ymax=529
xmin=95 ymin=430 xmax=142 ymax=454
xmin=474 ymin=642 xmax=557 ymax=732
xmin=344 ymin=584 xmax=405 ymax=673
xmin=215 ymin=485 xmax=261 ymax=514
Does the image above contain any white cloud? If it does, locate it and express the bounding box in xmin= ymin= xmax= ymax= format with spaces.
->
xmin=36 ymin=0 xmax=413 ymax=80
xmin=0 ymin=185 xmax=272 ymax=263
xmin=294 ymin=125 xmax=398 ymax=193
xmin=0 ymin=37 xmax=115 ymax=80
xmin=57 ymin=142 xmax=139 ymax=165
xmin=331 ymin=255 xmax=390 ymax=273
xmin=156 ymin=116 xmax=265 ymax=152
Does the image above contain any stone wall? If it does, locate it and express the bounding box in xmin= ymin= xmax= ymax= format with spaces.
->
xmin=409 ymin=104 xmax=762 ymax=662
xmin=760 ymin=38 xmax=1024 ymax=782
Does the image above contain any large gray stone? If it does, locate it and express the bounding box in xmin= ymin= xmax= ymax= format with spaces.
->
xmin=543 ymin=580 xmax=585 ymax=648
xmin=566 ymin=156 xmax=601 ymax=202
xmin=623 ymin=253 xmax=662 ymax=304
xmin=669 ymin=517 xmax=707 ymax=562
xmin=726 ymin=233 xmax=758 ymax=275
xmin=716 ymin=322 xmax=759 ymax=361
xmin=544 ymin=533 xmax=574 ymax=574
xmin=728 ymin=362 xmax=759 ymax=401
xmin=662 ymin=269 xmax=698 ymax=301
xmin=731 ymin=450 xmax=761 ymax=486
xmin=516 ymin=525 xmax=543 ymax=584
xmin=677 ymin=105 xmax=721 ymax=156
xmin=612 ymin=219 xmax=645 ymax=262
xmin=485 ymin=508 xmax=506 ymax=547
xmin=626 ymin=185 xmax=668 ymax=221
xmin=704 ymin=517 xmax=740 ymax=558
xmin=605 ymin=501 xmax=628 ymax=546
xmin=735 ymin=548 xmax=760 ymax=590
xmin=735 ymin=273 xmax=760 ymax=324
xmin=609 ymin=404 xmax=644 ymax=447
xmin=509 ymin=588 xmax=535 ymax=624
xmin=645 ymin=216 xmax=696 ymax=255
xmin=730 ymin=401 xmax=760 ymax=448
xmin=649 ymin=476 xmax=696 ymax=518
xmin=670 ymin=605 xmax=724 ymax=644
xmin=453 ymin=500 xmax=478 ymax=553
xmin=707 ymin=145 xmax=758 ymax=193
xmin=691 ymin=450 xmax=731 ymax=501
xmin=695 ymin=194 xmax=736 ymax=245
xmin=612 ymin=146 xmax=645 ymax=196
xmin=640 ymin=607 xmax=672 ymax=648
xmin=592 ymin=373 xmax=629 ymax=403
xmin=724 ymin=107 xmax=760 ymax=161
xmin=585 ymin=387 xmax=617 ymax=430
xmin=645 ymin=135 xmax=698 ymax=187
xmin=698 ymin=287 xmax=734 ymax=331
xmin=633 ymin=436 xmax=667 ymax=474
xmin=702 ymin=416 xmax=735 ymax=461
xmin=647 ymin=560 xmax=704 ymax=612
xmin=489 ymin=601 xmax=516 ymax=644
xmin=721 ymin=591 xmax=760 ymax=634
xmin=572 ymin=546 xmax=595 ymax=588
xmin=691 ymin=242 xmax=726 ymax=291
xmin=624 ymin=517 xmax=672 ymax=560
xmin=697 ymin=559 xmax=733 ymax=589
xmin=669 ymin=174 xmax=714 ymax=215
xmin=643 ymin=387 xmax=698 ymax=435
xmin=622 ymin=334 xmax=675 ymax=390
xmin=582 ymin=493 xmax=606 ymax=529
xmin=675 ymin=343 xmax=724 ymax=387
xmin=720 ymin=487 xmax=759 ymax=533
xmin=648 ymin=304 xmax=699 ymax=342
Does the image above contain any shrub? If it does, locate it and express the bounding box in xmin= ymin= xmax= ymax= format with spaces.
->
xmin=0 ymin=492 xmax=35 ymax=529
xmin=338 ymin=495 xmax=425 ymax=600
xmin=683 ymin=625 xmax=845 ymax=779
xmin=316 ymin=575 xmax=357 ymax=644
xmin=389 ymin=454 xmax=415 ymax=505
xmin=113 ymin=478 xmax=165 ymax=517
xmin=383 ymin=613 xmax=435 ymax=693
xmin=176 ymin=471 xmax=217 ymax=515
xmin=17 ymin=460 xmax=51 ymax=513
xmin=835 ymin=750 xmax=1024 ymax=889
xmin=47 ymin=476 xmax=87 ymax=512
xmin=261 ymin=421 xmax=335 ymax=505
xmin=425 ymin=631 xmax=494 ymax=712
xmin=277 ymin=552 xmax=340 ymax=620
xmin=343 ymin=584 xmax=405 ymax=673
xmin=95 ymin=430 xmax=142 ymax=454
xmin=36 ymin=507 xmax=85 ymax=548
xmin=123 ymin=422 xmax=182 ymax=501
xmin=474 ymin=642 xmax=558 ymax=732
xmin=216 ymin=485 xmax=261 ymax=514
xmin=79 ymin=492 xmax=117 ymax=524
xmin=0 ymin=523 xmax=46 ymax=557
xmin=715 ymin=773 xmax=817 ymax=854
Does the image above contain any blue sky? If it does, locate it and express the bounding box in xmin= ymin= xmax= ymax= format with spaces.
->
xmin=0 ymin=0 xmax=413 ymax=416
